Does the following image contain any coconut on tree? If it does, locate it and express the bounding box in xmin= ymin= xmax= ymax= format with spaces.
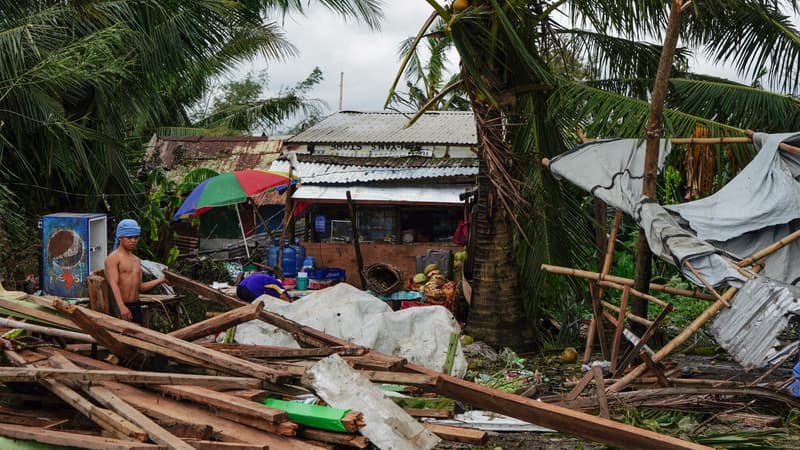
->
xmin=389 ymin=0 xmax=800 ymax=349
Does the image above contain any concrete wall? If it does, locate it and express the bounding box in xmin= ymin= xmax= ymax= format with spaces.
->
xmin=303 ymin=241 xmax=463 ymax=288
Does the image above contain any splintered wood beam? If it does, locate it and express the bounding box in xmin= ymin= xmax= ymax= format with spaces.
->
xmin=214 ymin=411 xmax=299 ymax=436
xmin=51 ymin=298 xmax=138 ymax=361
xmin=169 ymin=302 xmax=264 ymax=341
xmin=36 ymin=297 xmax=289 ymax=384
xmin=202 ymin=343 xmax=367 ymax=358
xmin=0 ymin=423 xmax=165 ymax=450
xmin=423 ymin=423 xmax=488 ymax=445
xmin=156 ymin=385 xmax=289 ymax=424
xmin=299 ymin=428 xmax=370 ymax=448
xmin=164 ymin=270 xmax=246 ymax=310
xmin=3 ymin=350 xmax=148 ymax=442
xmin=0 ymin=367 xmax=264 ymax=389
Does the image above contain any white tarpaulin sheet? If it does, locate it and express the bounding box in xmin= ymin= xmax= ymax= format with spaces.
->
xmin=235 ymin=283 xmax=468 ymax=377
xmin=548 ymin=133 xmax=800 ymax=289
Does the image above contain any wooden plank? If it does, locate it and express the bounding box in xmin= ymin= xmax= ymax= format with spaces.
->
xmin=164 ymin=270 xmax=247 ymax=310
xmin=355 ymin=370 xmax=438 ymax=386
xmin=52 ymin=297 xmax=138 ymax=361
xmin=0 ymin=423 xmax=166 ymax=450
xmin=4 ymin=350 xmax=148 ymax=442
xmin=640 ymin=351 xmax=671 ymax=387
xmin=403 ymin=408 xmax=454 ymax=419
xmin=612 ymin=303 xmax=673 ymax=378
xmin=224 ymin=389 xmax=270 ymax=402
xmin=102 ymin=381 xmax=327 ymax=449
xmin=157 ymin=385 xmax=289 ymax=424
xmin=202 ymin=343 xmax=367 ymax=358
xmin=299 ymin=428 xmax=369 ymax=448
xmin=169 ymin=302 xmax=263 ymax=342
xmin=215 ymin=411 xmax=299 ymax=436
xmin=423 ymin=423 xmax=487 ymax=445
xmin=186 ymin=442 xmax=267 ymax=450
xmin=89 ymin=274 xmax=111 ymax=315
xmin=0 ymin=367 xmax=264 ymax=389
xmin=0 ymin=297 xmax=80 ymax=330
xmin=591 ymin=365 xmax=609 ymax=419
xmin=407 ymin=362 xmax=711 ymax=450
xmin=564 ymin=369 xmax=595 ymax=401
xmin=37 ymin=297 xmax=289 ymax=384
xmin=610 ymin=285 xmax=630 ymax=373
xmin=84 ymin=385 xmax=195 ymax=450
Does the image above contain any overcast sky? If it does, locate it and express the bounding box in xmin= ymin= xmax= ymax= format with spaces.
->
xmin=235 ymin=2 xmax=438 ymax=116
xmin=231 ymin=1 xmax=758 ymax=128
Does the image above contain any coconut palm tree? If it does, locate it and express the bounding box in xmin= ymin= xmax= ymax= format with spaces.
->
xmin=389 ymin=22 xmax=470 ymax=111
xmin=392 ymin=0 xmax=800 ymax=349
xmin=0 ymin=0 xmax=382 ymax=250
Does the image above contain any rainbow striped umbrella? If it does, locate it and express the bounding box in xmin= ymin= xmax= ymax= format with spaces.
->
xmin=173 ymin=170 xmax=293 ymax=221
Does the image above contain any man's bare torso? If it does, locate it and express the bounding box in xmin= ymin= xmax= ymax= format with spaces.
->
xmin=106 ymin=250 xmax=141 ymax=303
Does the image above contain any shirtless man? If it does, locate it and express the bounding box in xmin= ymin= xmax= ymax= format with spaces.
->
xmin=105 ymin=219 xmax=166 ymax=323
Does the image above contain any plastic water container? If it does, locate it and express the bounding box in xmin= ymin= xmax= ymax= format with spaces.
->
xmin=266 ymin=237 xmax=280 ymax=268
xmin=296 ymin=271 xmax=309 ymax=290
xmin=281 ymin=240 xmax=297 ymax=278
xmin=301 ymin=256 xmax=316 ymax=273
xmin=291 ymin=237 xmax=306 ymax=274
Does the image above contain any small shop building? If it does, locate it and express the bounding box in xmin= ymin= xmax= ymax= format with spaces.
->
xmin=272 ymin=110 xmax=477 ymax=286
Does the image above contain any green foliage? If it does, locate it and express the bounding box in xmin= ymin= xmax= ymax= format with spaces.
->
xmin=618 ymin=408 xmax=700 ymax=433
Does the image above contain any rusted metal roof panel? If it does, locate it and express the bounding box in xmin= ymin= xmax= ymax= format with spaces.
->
xmin=143 ymin=135 xmax=284 ymax=183
xmin=293 ymin=154 xmax=477 ymax=168
xmin=287 ymin=111 xmax=477 ymax=145
xmin=269 ymin=159 xmax=477 ymax=184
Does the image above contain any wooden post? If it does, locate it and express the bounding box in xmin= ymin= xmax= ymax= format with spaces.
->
xmin=632 ymin=0 xmax=684 ymax=331
xmin=585 ymin=210 xmax=623 ymax=363
xmin=88 ymin=274 xmax=111 ymax=314
xmin=610 ymin=285 xmax=630 ymax=373
xmin=276 ymin=166 xmax=295 ymax=277
xmin=588 ymin=280 xmax=609 ymax=360
xmin=346 ymin=190 xmax=366 ymax=287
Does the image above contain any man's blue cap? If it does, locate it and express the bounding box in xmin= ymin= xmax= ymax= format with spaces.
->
xmin=114 ymin=219 xmax=141 ymax=250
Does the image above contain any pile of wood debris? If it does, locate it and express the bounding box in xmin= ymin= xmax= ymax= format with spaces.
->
xmin=0 ymin=270 xmax=730 ymax=450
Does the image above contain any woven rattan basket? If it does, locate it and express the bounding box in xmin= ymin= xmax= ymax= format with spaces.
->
xmin=362 ymin=263 xmax=404 ymax=296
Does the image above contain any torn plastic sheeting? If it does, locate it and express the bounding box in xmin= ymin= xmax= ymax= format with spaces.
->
xmin=234 ymin=283 xmax=469 ymax=377
xmin=306 ymin=354 xmax=441 ymax=450
xmin=424 ymin=410 xmax=555 ymax=432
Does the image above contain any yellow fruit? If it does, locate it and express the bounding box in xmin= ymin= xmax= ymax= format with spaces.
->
xmin=560 ymin=347 xmax=578 ymax=363
xmin=460 ymin=335 xmax=474 ymax=345
xmin=453 ymin=0 xmax=469 ymax=12
xmin=423 ymin=264 xmax=440 ymax=276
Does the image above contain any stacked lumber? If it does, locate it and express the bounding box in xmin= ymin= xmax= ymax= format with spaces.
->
xmin=0 ymin=270 xmax=712 ymax=450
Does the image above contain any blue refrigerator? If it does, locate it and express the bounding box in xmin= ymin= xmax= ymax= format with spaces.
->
xmin=41 ymin=213 xmax=107 ymax=298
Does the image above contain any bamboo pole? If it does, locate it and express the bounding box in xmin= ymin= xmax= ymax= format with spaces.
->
xmin=608 ymin=265 xmax=762 ymax=393
xmin=737 ymin=227 xmax=800 ymax=268
xmin=671 ymin=131 xmax=800 ymax=156
xmin=683 ymin=261 xmax=729 ymax=307
xmin=585 ymin=210 xmax=623 ymax=363
xmin=602 ymin=301 xmax=653 ymax=327
xmin=540 ymin=264 xmax=714 ymax=301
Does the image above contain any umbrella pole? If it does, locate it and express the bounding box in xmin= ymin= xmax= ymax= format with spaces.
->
xmin=236 ymin=205 xmax=251 ymax=259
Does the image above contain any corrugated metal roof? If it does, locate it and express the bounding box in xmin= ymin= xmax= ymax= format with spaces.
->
xmin=269 ymin=159 xmax=477 ymax=184
xmin=293 ymin=185 xmax=470 ymax=205
xmin=142 ymin=135 xmax=284 ymax=183
xmin=287 ymin=111 xmax=477 ymax=145
xmin=293 ymin=154 xmax=476 ymax=167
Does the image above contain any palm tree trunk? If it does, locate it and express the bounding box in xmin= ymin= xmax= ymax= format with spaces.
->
xmin=464 ymin=103 xmax=533 ymax=350
xmin=633 ymin=0 xmax=684 ymax=327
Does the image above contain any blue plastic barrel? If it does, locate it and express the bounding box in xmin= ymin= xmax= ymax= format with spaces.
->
xmin=281 ymin=240 xmax=297 ymax=278
xmin=291 ymin=237 xmax=306 ymax=274
xmin=266 ymin=237 xmax=280 ymax=268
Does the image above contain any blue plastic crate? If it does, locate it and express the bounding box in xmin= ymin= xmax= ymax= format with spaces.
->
xmin=309 ymin=268 xmax=346 ymax=280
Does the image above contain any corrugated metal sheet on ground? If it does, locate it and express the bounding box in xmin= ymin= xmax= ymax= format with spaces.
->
xmin=292 ymin=185 xmax=470 ymax=205
xmin=287 ymin=111 xmax=477 ymax=145
xmin=269 ymin=160 xmax=477 ymax=184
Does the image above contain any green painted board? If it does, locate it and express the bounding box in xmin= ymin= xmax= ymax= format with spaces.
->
xmin=262 ymin=398 xmax=350 ymax=432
